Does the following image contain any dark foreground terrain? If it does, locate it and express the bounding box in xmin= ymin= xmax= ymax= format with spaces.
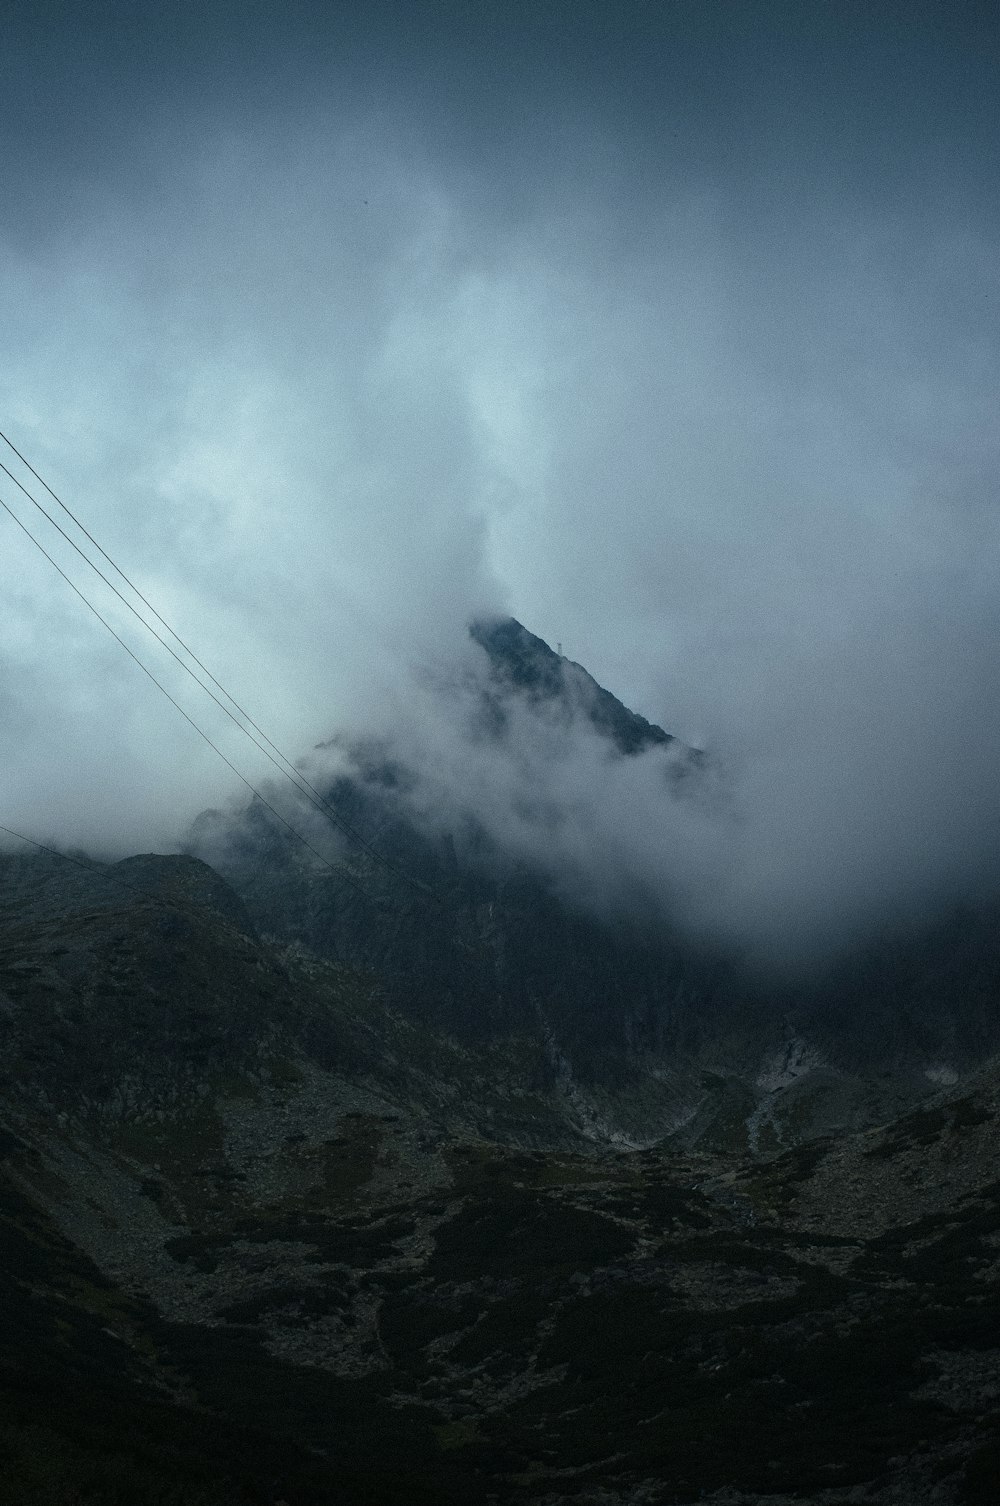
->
xmin=2 ymin=847 xmax=1000 ymax=1506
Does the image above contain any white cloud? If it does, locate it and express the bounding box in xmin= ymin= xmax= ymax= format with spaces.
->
xmin=1 ymin=107 xmax=999 ymax=955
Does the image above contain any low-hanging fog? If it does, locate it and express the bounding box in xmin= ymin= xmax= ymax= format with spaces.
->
xmin=2 ymin=2 xmax=999 ymax=960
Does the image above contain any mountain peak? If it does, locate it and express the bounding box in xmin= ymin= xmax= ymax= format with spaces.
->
xmin=469 ymin=615 xmax=675 ymax=757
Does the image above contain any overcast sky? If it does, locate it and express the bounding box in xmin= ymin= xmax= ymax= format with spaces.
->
xmin=2 ymin=1 xmax=999 ymax=952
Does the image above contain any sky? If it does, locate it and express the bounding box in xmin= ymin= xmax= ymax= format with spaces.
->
xmin=2 ymin=1 xmax=999 ymax=955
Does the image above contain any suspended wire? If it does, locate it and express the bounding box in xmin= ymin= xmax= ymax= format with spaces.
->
xmin=0 ymin=427 xmax=269 ymax=729
xmin=0 ymin=822 xmax=190 ymax=917
xmin=0 ymin=821 xmax=242 ymax=914
xmin=0 ymin=823 xmax=352 ymax=972
xmin=0 ymin=490 xmax=374 ymax=899
xmin=0 ymin=429 xmax=415 ymax=871
xmin=0 ymin=429 xmax=437 ymax=900
xmin=0 ymin=453 xmax=413 ymax=888
xmin=0 ymin=823 xmax=113 ymax=879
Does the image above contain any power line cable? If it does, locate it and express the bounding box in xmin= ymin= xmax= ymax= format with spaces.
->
xmin=0 ymin=821 xmax=254 ymax=916
xmin=0 ymin=434 xmax=412 ymax=870
xmin=0 ymin=823 xmax=349 ymax=974
xmin=0 ymin=430 xmax=436 ymax=899
xmin=0 ymin=455 xmax=387 ymax=874
xmin=0 ymin=490 xmax=374 ymax=899
xmin=0 ymin=427 xmax=264 ymax=725
xmin=0 ymin=823 xmax=115 ymax=879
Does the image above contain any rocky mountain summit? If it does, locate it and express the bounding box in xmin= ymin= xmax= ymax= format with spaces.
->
xmin=2 ymin=621 xmax=1000 ymax=1504
xmin=467 ymin=617 xmax=679 ymax=757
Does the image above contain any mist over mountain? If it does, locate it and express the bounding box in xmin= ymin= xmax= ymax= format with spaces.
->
xmin=3 ymin=4 xmax=999 ymax=936
xmin=187 ymin=619 xmax=1000 ymax=1122
xmin=4 ymin=6 xmax=1000 ymax=1501
xmin=188 ymin=612 xmax=996 ymax=973
xmin=4 ymin=618 xmax=1000 ymax=1504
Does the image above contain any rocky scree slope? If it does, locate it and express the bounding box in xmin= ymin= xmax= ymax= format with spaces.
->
xmin=1 ymin=849 xmax=1000 ymax=1502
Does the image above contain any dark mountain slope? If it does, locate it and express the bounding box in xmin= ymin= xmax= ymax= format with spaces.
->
xmin=470 ymin=615 xmax=678 ymax=756
xmin=3 ymin=581 xmax=1000 ymax=1502
xmin=189 ymin=617 xmax=1000 ymax=1152
xmin=2 ymin=845 xmax=1000 ymax=1502
xmin=185 ymin=618 xmax=762 ymax=1144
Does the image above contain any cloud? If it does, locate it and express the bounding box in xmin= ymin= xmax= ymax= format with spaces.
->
xmin=0 ymin=34 xmax=998 ymax=958
xmin=0 ymin=120 xmax=508 ymax=851
xmin=314 ymin=579 xmax=1000 ymax=966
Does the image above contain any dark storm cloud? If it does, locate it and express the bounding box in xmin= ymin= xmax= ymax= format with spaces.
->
xmin=2 ymin=2 xmax=999 ymax=952
xmin=6 ymin=3 xmax=998 ymax=224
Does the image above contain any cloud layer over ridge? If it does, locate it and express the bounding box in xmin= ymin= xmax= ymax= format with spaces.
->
xmin=2 ymin=2 xmax=999 ymax=955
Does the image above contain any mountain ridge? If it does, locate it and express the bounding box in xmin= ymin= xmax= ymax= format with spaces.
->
xmin=2 ymin=621 xmax=1000 ymax=1502
xmin=470 ymin=615 xmax=679 ymax=757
